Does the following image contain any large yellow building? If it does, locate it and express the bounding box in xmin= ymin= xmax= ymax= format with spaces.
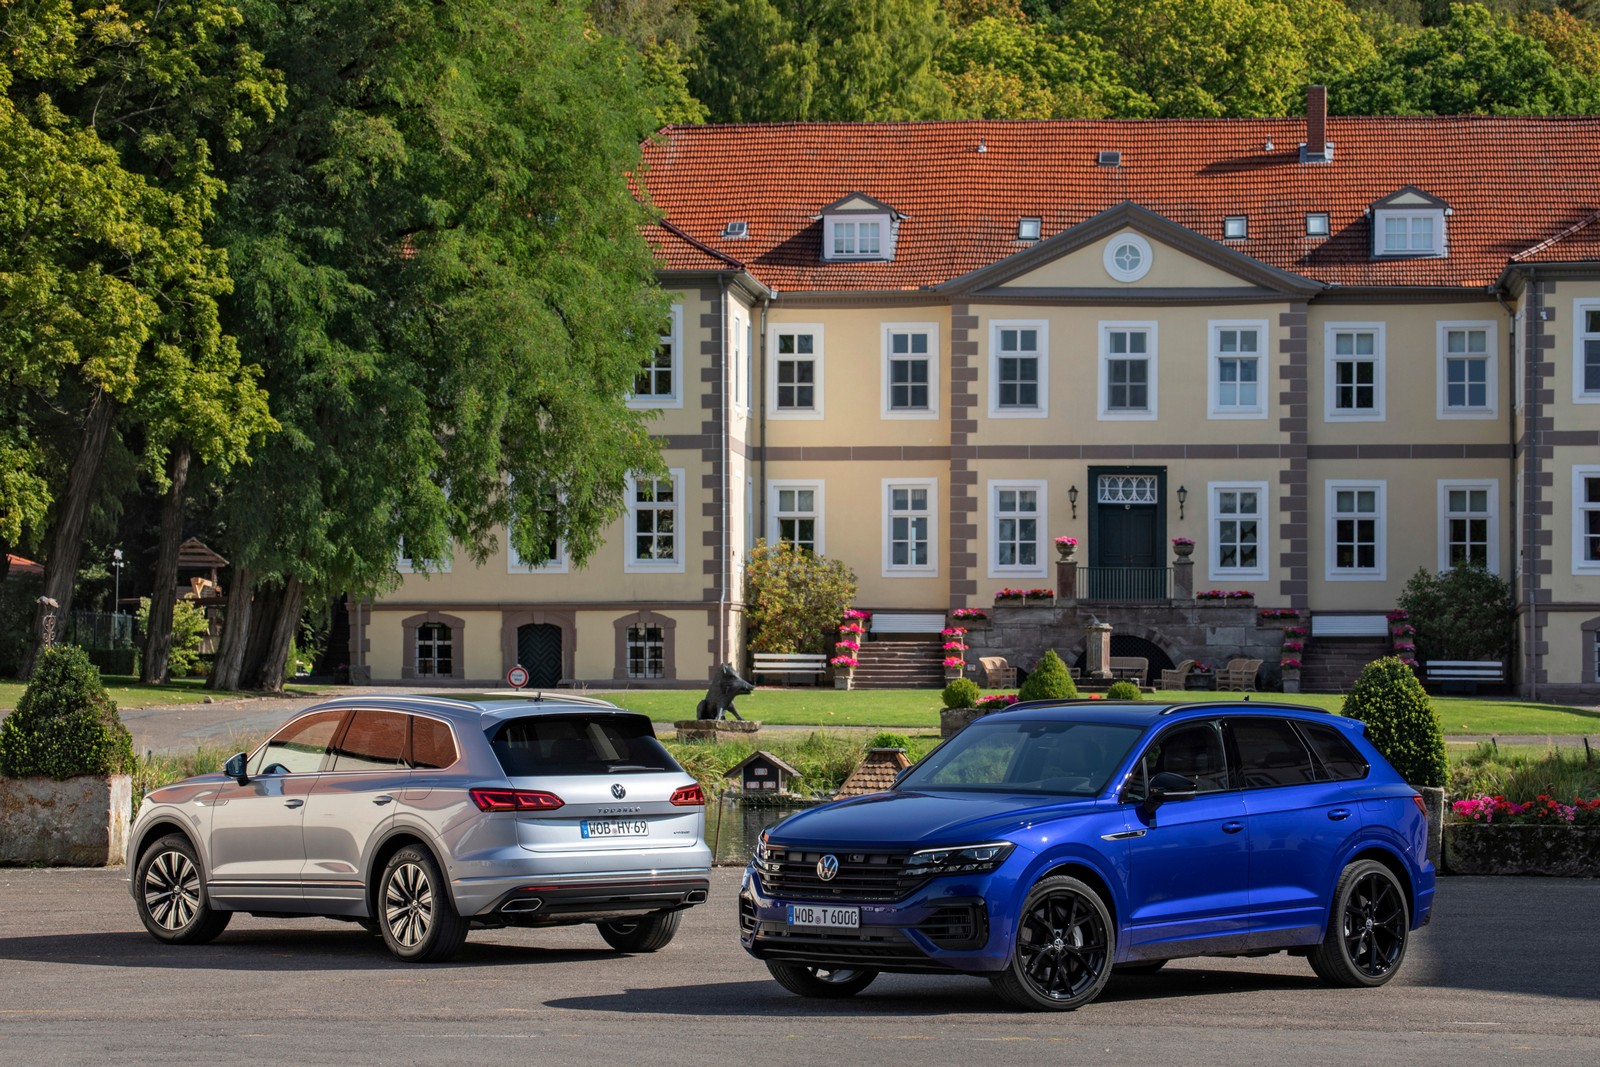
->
xmin=357 ymin=94 xmax=1600 ymax=702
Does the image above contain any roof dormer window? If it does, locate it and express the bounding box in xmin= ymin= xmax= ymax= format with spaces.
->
xmin=1371 ymin=186 xmax=1449 ymax=258
xmin=819 ymin=192 xmax=901 ymax=263
xmin=1223 ymin=216 xmax=1248 ymax=240
xmin=1017 ymin=217 xmax=1042 ymax=241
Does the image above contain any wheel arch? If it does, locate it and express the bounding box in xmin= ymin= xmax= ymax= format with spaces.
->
xmin=1345 ymin=844 xmax=1415 ymax=918
xmin=365 ymin=829 xmax=435 ymax=918
xmin=130 ymin=818 xmax=200 ymax=874
xmin=1033 ymin=858 xmax=1120 ymax=931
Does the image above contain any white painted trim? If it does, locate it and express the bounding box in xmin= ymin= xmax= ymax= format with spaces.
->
xmin=1098 ymin=320 xmax=1159 ymax=421
xmin=986 ymin=479 xmax=1049 ymax=579
xmin=731 ymin=306 xmax=749 ymax=416
xmin=626 ymin=303 xmax=684 ymax=410
xmin=767 ymin=479 xmax=825 ymax=556
xmin=1436 ymin=479 xmax=1500 ymax=575
xmin=1573 ymin=299 xmax=1600 ymax=404
xmin=623 ymin=468 xmax=686 ymax=573
xmin=1207 ymin=481 xmax=1270 ymax=582
xmin=882 ymin=477 xmax=939 ymax=577
xmin=823 ymin=215 xmax=891 ymax=261
xmin=1325 ymin=479 xmax=1387 ymax=582
xmin=1207 ymin=319 xmax=1269 ymax=420
xmin=1103 ymin=232 xmax=1153 ymax=282
xmin=988 ymin=319 xmax=1049 ymax=419
xmin=1435 ymin=320 xmax=1498 ymax=420
xmin=1323 ymin=322 xmax=1386 ymax=423
xmin=880 ymin=322 xmax=941 ymax=420
xmin=767 ymin=323 xmax=825 ymax=420
xmin=1573 ymin=465 xmax=1600 ymax=575
xmin=1373 ymin=208 xmax=1445 ymax=257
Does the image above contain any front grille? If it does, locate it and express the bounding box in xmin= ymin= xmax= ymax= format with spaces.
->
xmin=760 ymin=847 xmax=915 ymax=902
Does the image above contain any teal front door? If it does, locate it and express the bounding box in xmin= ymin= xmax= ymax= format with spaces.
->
xmin=1088 ymin=469 xmax=1166 ymax=600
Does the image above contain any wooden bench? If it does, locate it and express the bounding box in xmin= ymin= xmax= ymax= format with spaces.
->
xmin=1310 ymin=614 xmax=1389 ymax=638
xmin=1425 ymin=660 xmax=1505 ymax=695
xmin=1108 ymin=656 xmax=1149 ymax=687
xmin=751 ymin=652 xmax=828 ymax=685
xmin=870 ymin=613 xmax=948 ymax=636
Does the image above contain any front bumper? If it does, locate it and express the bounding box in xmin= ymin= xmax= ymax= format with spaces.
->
xmin=739 ymin=867 xmax=1009 ymax=975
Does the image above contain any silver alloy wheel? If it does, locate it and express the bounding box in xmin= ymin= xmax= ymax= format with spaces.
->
xmin=384 ymin=861 xmax=434 ymax=948
xmin=143 ymin=848 xmax=202 ymax=931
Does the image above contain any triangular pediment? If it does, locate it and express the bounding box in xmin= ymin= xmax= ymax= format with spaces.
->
xmin=1374 ymin=185 xmax=1450 ymax=211
xmin=939 ymin=202 xmax=1322 ymax=298
xmin=820 ymin=192 xmax=902 ymax=217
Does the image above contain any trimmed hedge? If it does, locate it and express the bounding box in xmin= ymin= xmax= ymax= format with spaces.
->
xmin=0 ymin=645 xmax=135 ymax=780
xmin=1341 ymin=656 xmax=1447 ymax=788
xmin=941 ymin=677 xmax=981 ymax=710
xmin=1106 ymin=680 xmax=1142 ymax=700
xmin=1018 ymin=650 xmax=1078 ymax=701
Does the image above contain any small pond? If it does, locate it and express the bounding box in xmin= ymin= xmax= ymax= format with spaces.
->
xmin=707 ymin=795 xmax=823 ymax=865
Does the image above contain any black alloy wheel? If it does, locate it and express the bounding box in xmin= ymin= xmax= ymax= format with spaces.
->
xmin=1308 ymin=859 xmax=1410 ymax=987
xmin=766 ymin=961 xmax=879 ymax=998
xmin=990 ymin=875 xmax=1114 ymax=1011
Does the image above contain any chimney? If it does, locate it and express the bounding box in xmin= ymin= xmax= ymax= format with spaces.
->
xmin=1306 ymin=85 xmax=1327 ymax=158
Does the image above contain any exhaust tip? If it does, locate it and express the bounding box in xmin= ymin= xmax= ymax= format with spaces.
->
xmin=500 ymin=897 xmax=543 ymax=913
xmin=685 ymin=889 xmax=708 ymax=904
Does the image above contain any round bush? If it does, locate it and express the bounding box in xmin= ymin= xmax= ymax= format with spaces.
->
xmin=0 ymin=644 xmax=134 ymax=779
xmin=1105 ymin=680 xmax=1142 ymax=701
xmin=1341 ymin=656 xmax=1447 ymax=787
xmin=1018 ymin=650 xmax=1078 ymax=702
xmin=867 ymin=731 xmax=912 ymax=750
xmin=941 ymin=677 xmax=980 ymax=710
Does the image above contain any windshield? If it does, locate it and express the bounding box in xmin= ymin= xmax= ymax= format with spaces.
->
xmin=898 ymin=719 xmax=1143 ymax=795
xmin=489 ymin=714 xmax=680 ymax=776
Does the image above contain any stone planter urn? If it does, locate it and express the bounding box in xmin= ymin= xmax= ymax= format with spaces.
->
xmin=1444 ymin=823 xmax=1600 ymax=876
xmin=0 ymin=774 xmax=133 ymax=866
xmin=1172 ymin=540 xmax=1195 ymax=559
xmin=834 ymin=667 xmax=854 ymax=690
xmin=1281 ymin=667 xmax=1301 ymax=694
xmin=1055 ymin=542 xmax=1077 ymax=561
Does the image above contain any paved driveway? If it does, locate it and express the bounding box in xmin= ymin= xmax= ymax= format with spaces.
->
xmin=0 ymin=867 xmax=1594 ymax=1066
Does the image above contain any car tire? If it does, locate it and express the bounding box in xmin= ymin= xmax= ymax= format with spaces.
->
xmin=1308 ymin=859 xmax=1410 ymax=988
xmin=766 ymin=961 xmax=878 ymax=998
xmin=134 ymin=834 xmax=232 ymax=945
xmin=597 ymin=910 xmax=682 ymax=953
xmin=989 ymin=875 xmax=1115 ymax=1011
xmin=376 ymin=845 xmax=469 ymax=963
xmin=1114 ymin=959 xmax=1168 ymax=975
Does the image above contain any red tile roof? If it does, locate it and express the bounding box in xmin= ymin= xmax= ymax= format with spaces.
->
xmin=637 ymin=117 xmax=1600 ymax=292
xmin=835 ymin=748 xmax=911 ymax=798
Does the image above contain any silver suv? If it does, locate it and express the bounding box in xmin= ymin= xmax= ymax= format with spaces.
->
xmin=129 ymin=694 xmax=711 ymax=962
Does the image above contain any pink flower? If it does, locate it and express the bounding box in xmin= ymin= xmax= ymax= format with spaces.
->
xmin=943 ymin=656 xmax=966 ymax=669
xmin=830 ymin=655 xmax=857 ymax=667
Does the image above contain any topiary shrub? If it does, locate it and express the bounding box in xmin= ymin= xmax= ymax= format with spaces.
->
xmin=1106 ymin=680 xmax=1142 ymax=700
xmin=1018 ymin=650 xmax=1078 ymax=701
xmin=867 ymin=731 xmax=912 ymax=750
xmin=941 ymin=677 xmax=980 ymax=710
xmin=1341 ymin=656 xmax=1447 ymax=787
xmin=0 ymin=644 xmax=135 ymax=780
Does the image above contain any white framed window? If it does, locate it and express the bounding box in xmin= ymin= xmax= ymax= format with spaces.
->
xmin=1574 ymin=466 xmax=1600 ymax=575
xmin=1438 ymin=480 xmax=1499 ymax=574
xmin=1099 ymin=322 xmax=1158 ymax=420
xmin=768 ymin=480 xmax=823 ymax=554
xmin=1209 ymin=483 xmax=1268 ymax=581
xmin=1103 ymin=232 xmax=1152 ymax=283
xmin=624 ymin=469 xmax=684 ymax=573
xmin=883 ymin=478 xmax=938 ymax=577
xmin=988 ymin=480 xmax=1047 ymax=578
xmin=1324 ymin=323 xmax=1385 ymax=422
xmin=508 ymin=523 xmax=567 ymax=574
xmin=881 ymin=323 xmax=940 ymax=419
xmin=769 ymin=324 xmax=823 ymax=419
xmin=1375 ymin=210 xmax=1444 ymax=256
xmin=628 ymin=303 xmax=683 ymax=409
xmin=1326 ymin=480 xmax=1386 ymax=581
xmin=625 ymin=624 xmax=665 ymax=679
xmin=398 ymin=539 xmax=452 ymax=574
xmin=825 ymin=216 xmax=888 ymax=260
xmin=731 ymin=307 xmax=748 ymax=415
xmin=1573 ymin=300 xmax=1600 ymax=404
xmin=1306 ymin=213 xmax=1330 ymax=237
xmin=1436 ymin=321 xmax=1497 ymax=419
xmin=989 ymin=320 xmax=1048 ymax=418
xmin=1208 ymin=320 xmax=1267 ymax=419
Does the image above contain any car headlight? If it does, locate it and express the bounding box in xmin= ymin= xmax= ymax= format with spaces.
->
xmin=753 ymin=831 xmax=771 ymax=867
xmin=903 ymin=841 xmax=1015 ymax=876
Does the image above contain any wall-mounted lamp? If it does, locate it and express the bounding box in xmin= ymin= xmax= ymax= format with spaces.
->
xmin=1176 ymin=484 xmax=1188 ymax=520
xmin=1068 ymin=485 xmax=1079 ymax=520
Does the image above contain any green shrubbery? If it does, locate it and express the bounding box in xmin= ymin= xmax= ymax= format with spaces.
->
xmin=135 ymin=597 xmax=210 ymax=677
xmin=665 ymin=731 xmax=940 ymax=797
xmin=1018 ymin=650 xmax=1078 ymax=701
xmin=743 ymin=539 xmax=858 ymax=656
xmin=941 ymin=677 xmax=980 ymax=709
xmin=1342 ymin=657 xmax=1448 ymax=787
xmin=0 ymin=645 xmax=135 ymax=779
xmin=1105 ymin=680 xmax=1142 ymax=700
xmin=867 ymin=731 xmax=912 ymax=750
xmin=1397 ymin=563 xmax=1515 ymax=662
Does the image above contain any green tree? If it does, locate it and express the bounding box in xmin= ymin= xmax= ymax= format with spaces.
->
xmin=693 ymin=0 xmax=952 ymax=121
xmin=935 ymin=14 xmax=1124 ymax=118
xmin=1396 ymin=563 xmax=1516 ymax=662
xmin=743 ymin=539 xmax=857 ymax=656
xmin=206 ymin=0 xmax=675 ymax=691
xmin=1342 ymin=657 xmax=1447 ymax=787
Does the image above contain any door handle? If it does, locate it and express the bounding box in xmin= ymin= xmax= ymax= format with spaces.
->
xmin=1328 ymin=808 xmax=1352 ymax=821
xmin=373 ymin=795 xmax=394 ymax=806
xmin=1221 ymin=821 xmax=1244 ymax=834
xmin=283 ymin=798 xmax=304 ymax=809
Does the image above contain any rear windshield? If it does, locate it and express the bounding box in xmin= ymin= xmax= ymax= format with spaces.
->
xmin=489 ymin=714 xmax=680 ymax=777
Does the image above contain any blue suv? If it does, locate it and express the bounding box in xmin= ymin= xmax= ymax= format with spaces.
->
xmin=740 ymin=700 xmax=1435 ymax=1011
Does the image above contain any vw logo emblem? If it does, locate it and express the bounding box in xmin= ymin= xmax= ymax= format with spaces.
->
xmin=816 ymin=854 xmax=840 ymax=882
xmin=610 ymin=784 xmax=626 ymax=799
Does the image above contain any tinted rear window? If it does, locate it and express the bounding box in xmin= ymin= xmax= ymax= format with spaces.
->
xmin=490 ymin=714 xmax=679 ymax=777
xmin=1298 ymin=721 xmax=1370 ymax=781
xmin=1230 ymin=718 xmax=1318 ymax=788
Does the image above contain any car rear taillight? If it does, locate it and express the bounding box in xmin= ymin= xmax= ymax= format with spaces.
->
xmin=670 ymin=783 xmax=705 ymax=807
xmin=1412 ymin=794 xmax=1429 ymax=820
xmin=470 ymin=787 xmax=565 ymax=812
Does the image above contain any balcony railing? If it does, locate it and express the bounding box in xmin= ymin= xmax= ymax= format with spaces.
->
xmin=1078 ymin=566 xmax=1172 ymax=602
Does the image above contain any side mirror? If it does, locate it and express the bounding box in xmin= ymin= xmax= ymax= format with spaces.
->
xmin=1140 ymin=771 xmax=1197 ymax=816
xmin=223 ymin=752 xmax=249 ymax=786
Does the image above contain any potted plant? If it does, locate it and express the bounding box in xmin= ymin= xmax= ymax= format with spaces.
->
xmin=1172 ymin=536 xmax=1195 ymax=559
xmin=1280 ymin=657 xmax=1303 ymax=693
xmin=1054 ymin=535 xmax=1078 ymax=560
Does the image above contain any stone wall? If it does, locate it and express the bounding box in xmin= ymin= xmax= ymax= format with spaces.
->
xmin=0 ymin=775 xmax=131 ymax=866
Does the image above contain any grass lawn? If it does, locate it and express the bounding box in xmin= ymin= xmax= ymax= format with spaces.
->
xmin=0 ymin=675 xmax=324 ymax=713
xmin=608 ymin=686 xmax=1600 ymax=736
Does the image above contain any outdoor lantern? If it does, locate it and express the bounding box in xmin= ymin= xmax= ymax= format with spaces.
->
xmin=1068 ymin=485 xmax=1079 ymax=519
xmin=1176 ymin=485 xmax=1188 ymax=519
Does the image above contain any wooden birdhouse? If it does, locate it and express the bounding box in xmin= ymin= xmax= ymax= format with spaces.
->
xmin=724 ymin=751 xmax=801 ymax=796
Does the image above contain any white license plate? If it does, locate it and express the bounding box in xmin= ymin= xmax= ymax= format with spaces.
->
xmin=580 ymin=818 xmax=649 ymax=839
xmin=786 ymin=904 xmax=859 ymax=929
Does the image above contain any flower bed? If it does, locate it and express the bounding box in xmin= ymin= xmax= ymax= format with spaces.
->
xmin=1444 ymin=794 xmax=1600 ymax=875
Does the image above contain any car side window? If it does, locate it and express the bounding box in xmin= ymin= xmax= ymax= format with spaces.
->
xmin=1297 ymin=721 xmax=1370 ymax=781
xmin=409 ymin=715 xmax=458 ymax=770
xmin=330 ymin=709 xmax=409 ymax=772
xmin=1128 ymin=720 xmax=1231 ymax=799
xmin=1229 ymin=717 xmax=1318 ymax=788
xmin=250 ymin=710 xmax=347 ymax=776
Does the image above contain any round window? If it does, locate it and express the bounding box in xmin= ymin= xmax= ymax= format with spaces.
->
xmin=1103 ymin=233 xmax=1153 ymax=283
